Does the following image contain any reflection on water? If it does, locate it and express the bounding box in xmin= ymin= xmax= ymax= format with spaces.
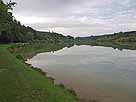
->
xmin=27 ymin=45 xmax=136 ymax=102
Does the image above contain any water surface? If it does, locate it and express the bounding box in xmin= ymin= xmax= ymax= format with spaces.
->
xmin=27 ymin=45 xmax=136 ymax=102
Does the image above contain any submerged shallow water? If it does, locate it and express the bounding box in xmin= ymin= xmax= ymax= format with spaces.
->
xmin=27 ymin=45 xmax=136 ymax=102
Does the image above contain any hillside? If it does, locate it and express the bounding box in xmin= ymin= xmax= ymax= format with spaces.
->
xmin=75 ymin=31 xmax=136 ymax=50
xmin=76 ymin=31 xmax=136 ymax=43
xmin=0 ymin=0 xmax=72 ymax=43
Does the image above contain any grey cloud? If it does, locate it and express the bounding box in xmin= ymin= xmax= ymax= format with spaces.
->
xmin=12 ymin=0 xmax=136 ymax=36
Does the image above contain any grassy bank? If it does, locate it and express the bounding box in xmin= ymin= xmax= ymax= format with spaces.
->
xmin=0 ymin=44 xmax=78 ymax=102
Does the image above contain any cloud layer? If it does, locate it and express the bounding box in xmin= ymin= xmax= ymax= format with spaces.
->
xmin=12 ymin=0 xmax=136 ymax=36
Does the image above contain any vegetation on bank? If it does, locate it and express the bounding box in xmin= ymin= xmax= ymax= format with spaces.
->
xmin=75 ymin=31 xmax=136 ymax=50
xmin=9 ymin=42 xmax=74 ymax=60
xmin=0 ymin=45 xmax=78 ymax=102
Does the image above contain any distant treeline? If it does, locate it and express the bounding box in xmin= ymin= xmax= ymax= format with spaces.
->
xmin=0 ymin=0 xmax=74 ymax=43
xmin=75 ymin=31 xmax=136 ymax=50
xmin=75 ymin=31 xmax=136 ymax=43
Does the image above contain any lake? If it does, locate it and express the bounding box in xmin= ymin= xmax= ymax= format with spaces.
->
xmin=26 ymin=45 xmax=136 ymax=102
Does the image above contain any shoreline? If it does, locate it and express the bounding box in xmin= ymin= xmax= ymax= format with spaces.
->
xmin=25 ymin=61 xmax=100 ymax=102
xmin=9 ymin=43 xmax=100 ymax=102
xmin=25 ymin=60 xmax=78 ymax=96
xmin=24 ymin=55 xmax=100 ymax=102
xmin=0 ymin=44 xmax=79 ymax=102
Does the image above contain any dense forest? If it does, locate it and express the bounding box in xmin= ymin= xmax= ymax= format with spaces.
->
xmin=0 ymin=0 xmax=73 ymax=43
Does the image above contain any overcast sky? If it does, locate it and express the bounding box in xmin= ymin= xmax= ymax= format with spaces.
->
xmin=8 ymin=0 xmax=136 ymax=36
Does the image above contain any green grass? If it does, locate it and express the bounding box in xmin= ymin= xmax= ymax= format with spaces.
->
xmin=0 ymin=44 xmax=78 ymax=102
